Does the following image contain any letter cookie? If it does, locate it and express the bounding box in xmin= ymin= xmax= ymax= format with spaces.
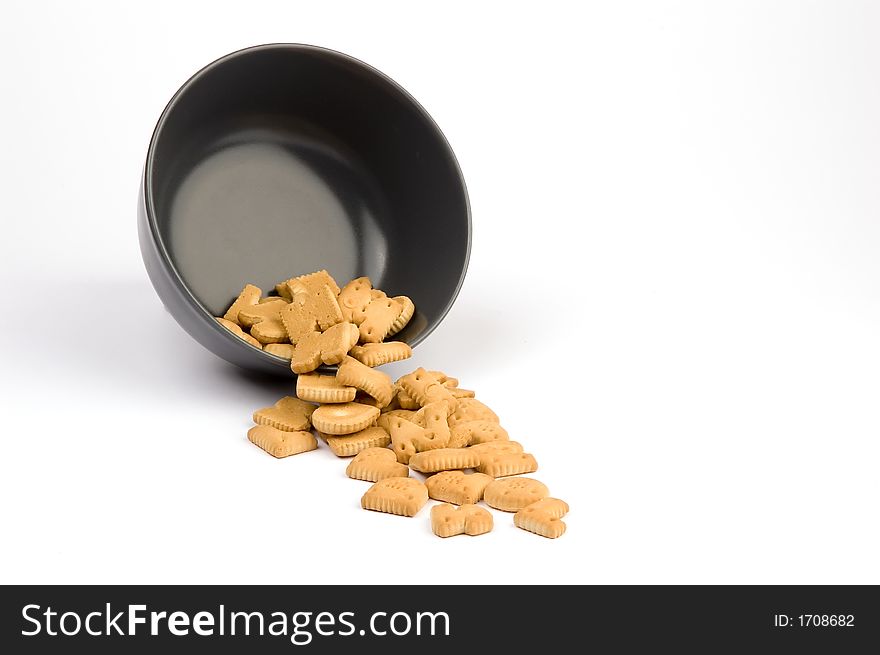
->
xmin=431 ymin=503 xmax=493 ymax=538
xmin=514 ymin=498 xmax=569 ymax=539
xmin=346 ymin=446 xmax=409 ymax=481
xmin=252 ymin=396 xmax=316 ymax=432
xmin=247 ymin=425 xmax=317 ymax=458
xmin=361 ymin=477 xmax=428 ymax=517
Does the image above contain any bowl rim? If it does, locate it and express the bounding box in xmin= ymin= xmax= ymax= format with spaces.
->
xmin=142 ymin=43 xmax=472 ymax=368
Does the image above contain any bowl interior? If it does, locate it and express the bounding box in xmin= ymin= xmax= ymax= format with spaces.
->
xmin=147 ymin=45 xmax=470 ymax=352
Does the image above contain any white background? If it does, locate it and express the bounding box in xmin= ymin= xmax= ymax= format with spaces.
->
xmin=1 ymin=0 xmax=879 ymax=585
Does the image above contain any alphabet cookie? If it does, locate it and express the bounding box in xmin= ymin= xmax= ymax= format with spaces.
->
xmin=477 ymin=451 xmax=538 ymax=478
xmin=431 ymin=503 xmax=493 ymax=538
xmin=238 ymin=298 xmax=289 ymax=344
xmin=514 ymin=498 xmax=569 ymax=539
xmin=387 ymin=295 xmax=415 ymax=337
xmin=336 ymin=356 xmax=394 ymax=407
xmin=290 ymin=322 xmax=360 ymax=374
xmin=325 ymin=426 xmax=391 ymax=457
xmin=311 ymin=402 xmax=380 ymax=435
xmin=425 ymin=471 xmax=494 ymax=505
xmin=215 ymin=317 xmax=263 ymax=349
xmin=252 ymin=396 xmax=316 ymax=432
xmin=349 ymin=342 xmax=412 ymax=368
xmin=358 ymin=295 xmax=402 ymax=343
xmin=247 ymin=425 xmax=317 ymax=458
xmin=409 ymin=448 xmax=482 ymax=473
xmin=361 ymin=477 xmax=428 ymax=517
xmin=346 ymin=446 xmax=409 ymax=481
xmin=484 ymin=477 xmax=549 ymax=512
xmin=337 ymin=276 xmax=374 ymax=323
xmin=222 ymin=284 xmax=262 ymax=324
xmin=296 ymin=372 xmax=357 ymax=404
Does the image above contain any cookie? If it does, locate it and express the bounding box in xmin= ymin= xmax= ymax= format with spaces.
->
xmin=264 ymin=343 xmax=294 ymax=359
xmin=325 ymin=426 xmax=392 ymax=457
xmin=448 ymin=399 xmax=498 ymax=427
xmin=467 ymin=441 xmax=524 ymax=458
xmin=448 ymin=387 xmax=476 ymax=399
xmin=385 ymin=415 xmax=449 ymax=464
xmin=336 ymin=356 xmax=394 ymax=407
xmin=280 ymin=297 xmax=318 ymax=344
xmin=431 ymin=503 xmax=493 ymax=538
xmin=451 ymin=420 xmax=509 ymax=446
xmin=396 ymin=387 xmax=421 ymax=410
xmin=277 ymin=269 xmax=341 ymax=299
xmin=424 ymin=471 xmax=494 ymax=505
xmin=483 ymin=477 xmax=549 ymax=512
xmin=377 ymin=409 xmax=418 ymax=432
xmin=349 ymin=342 xmax=413 ymax=368
xmin=358 ymin=295 xmax=402 ymax=343
xmin=252 ymin=396 xmax=316 ymax=432
xmin=477 ymin=452 xmax=538 ymax=478
xmin=346 ymin=446 xmax=409 ymax=481
xmin=290 ymin=322 xmax=360 ymax=374
xmin=409 ymin=448 xmax=482 ymax=473
xmin=247 ymin=425 xmax=317 ymax=458
xmin=215 ymin=317 xmax=263 ymax=349
xmin=387 ymin=295 xmax=415 ymax=337
xmin=412 ymin=401 xmax=452 ymax=445
xmin=291 ymin=281 xmax=343 ymax=331
xmin=238 ymin=299 xmax=289 ymax=344
xmin=514 ymin=498 xmax=569 ymax=539
xmin=397 ymin=369 xmax=458 ymax=411
xmin=222 ymin=284 xmax=261 ymax=324
xmin=311 ymin=402 xmax=380 ymax=435
xmin=296 ymin=372 xmax=357 ymax=403
xmin=337 ymin=276 xmax=374 ymax=323
xmin=361 ymin=477 xmax=428 ymax=517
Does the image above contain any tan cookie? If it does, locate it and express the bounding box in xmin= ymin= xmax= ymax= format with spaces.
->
xmin=425 ymin=471 xmax=494 ymax=505
xmin=396 ymin=387 xmax=421 ymax=410
xmin=430 ymin=371 xmax=457 ymax=386
xmin=238 ymin=299 xmax=289 ymax=344
xmin=280 ymin=296 xmax=318 ymax=344
xmin=387 ymin=296 xmax=415 ymax=336
xmin=385 ymin=415 xmax=447 ymax=464
xmin=311 ymin=402 xmax=380 ymax=435
xmin=477 ymin=451 xmax=538 ymax=478
xmin=448 ymin=387 xmax=476 ymax=399
xmin=346 ymin=446 xmax=409 ymax=481
xmin=252 ymin=396 xmax=316 ymax=432
xmin=467 ymin=441 xmax=524 ymax=458
xmin=358 ymin=295 xmax=402 ymax=343
xmin=377 ymin=409 xmax=418 ymax=432
xmin=336 ymin=356 xmax=394 ymax=407
xmin=276 ymin=269 xmax=341 ymax=299
xmin=484 ymin=477 xmax=549 ymax=512
xmin=296 ymin=372 xmax=357 ymax=403
xmin=215 ymin=317 xmax=263 ymax=349
xmin=361 ymin=477 xmax=428 ymax=517
xmin=349 ymin=342 xmax=413 ymax=367
xmin=291 ymin=281 xmax=343 ymax=331
xmin=325 ymin=426 xmax=391 ymax=457
xmin=337 ymin=276 xmax=374 ymax=323
xmin=409 ymin=448 xmax=482 ymax=473
xmin=222 ymin=284 xmax=261 ymax=324
xmin=290 ymin=322 xmax=359 ymax=374
xmin=397 ymin=368 xmax=458 ymax=411
xmin=431 ymin=504 xmax=493 ymax=538
xmin=514 ymin=498 xmax=569 ymax=539
xmin=264 ymin=343 xmax=294 ymax=359
xmin=259 ymin=296 xmax=288 ymax=304
xmin=451 ymin=421 xmax=509 ymax=446
xmin=448 ymin=398 xmax=498 ymax=427
xmin=412 ymin=401 xmax=452 ymax=443
xmin=247 ymin=425 xmax=317 ymax=458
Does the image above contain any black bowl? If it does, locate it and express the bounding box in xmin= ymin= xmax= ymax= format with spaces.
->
xmin=138 ymin=44 xmax=471 ymax=375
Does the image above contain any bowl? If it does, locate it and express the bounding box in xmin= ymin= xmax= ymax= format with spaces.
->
xmin=138 ymin=44 xmax=471 ymax=375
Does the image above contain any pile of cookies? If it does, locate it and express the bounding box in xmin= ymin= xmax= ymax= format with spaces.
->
xmin=215 ymin=269 xmax=414 ymax=369
xmin=223 ymin=270 xmax=568 ymax=539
